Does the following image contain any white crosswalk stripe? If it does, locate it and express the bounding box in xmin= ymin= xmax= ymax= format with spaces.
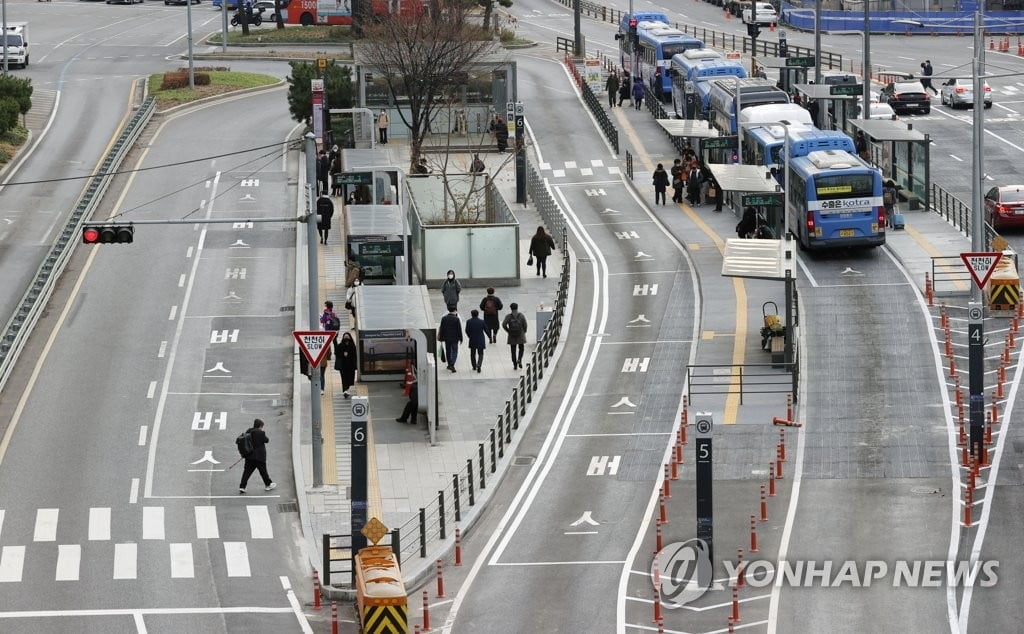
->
xmin=33 ymin=509 xmax=58 ymax=542
xmin=194 ymin=506 xmax=219 ymax=539
xmin=0 ymin=546 xmax=24 ymax=582
xmin=169 ymin=543 xmax=195 ymax=579
xmin=88 ymin=508 xmax=111 ymax=541
xmin=143 ymin=506 xmax=165 ymax=540
xmin=246 ymin=505 xmax=273 ymax=539
xmin=223 ymin=542 xmax=251 ymax=577
xmin=113 ymin=543 xmax=137 ymax=580
xmin=55 ymin=545 xmax=80 ymax=581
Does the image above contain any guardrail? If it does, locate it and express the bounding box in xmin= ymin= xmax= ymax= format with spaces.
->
xmin=322 ymin=530 xmax=401 ymax=587
xmin=0 ymin=97 xmax=156 ymax=393
xmin=322 ymin=157 xmax=572 ymax=587
xmin=686 ymin=362 xmax=796 ymax=403
xmin=564 ymin=53 xmax=619 ymax=154
xmin=928 ymin=183 xmax=998 ymax=248
xmin=931 ymin=255 xmax=972 ymax=297
xmin=556 ymin=36 xmax=574 ymax=53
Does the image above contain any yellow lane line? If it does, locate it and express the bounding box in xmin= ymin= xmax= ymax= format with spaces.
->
xmin=611 ymin=108 xmax=745 ymax=423
xmin=904 ymin=224 xmax=970 ymax=292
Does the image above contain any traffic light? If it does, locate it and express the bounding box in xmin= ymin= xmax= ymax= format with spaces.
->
xmin=747 ymin=22 xmax=761 ymax=38
xmin=82 ymin=224 xmax=134 ymax=244
xmin=629 ymin=18 xmax=639 ymax=51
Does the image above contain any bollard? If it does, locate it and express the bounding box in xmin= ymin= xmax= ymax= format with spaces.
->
xmin=731 ymin=584 xmax=741 ymax=622
xmin=760 ymin=485 xmax=768 ymax=521
xmin=779 ymin=429 xmax=786 ymax=462
xmin=955 ymin=387 xmax=963 ymax=407
xmin=750 ymin=516 xmax=759 ymax=552
xmin=729 ymin=618 xmax=736 ymax=633
xmin=436 ymin=560 xmax=445 ymax=598
xmin=999 ymin=365 xmax=1007 ymax=399
xmin=663 ymin=465 xmax=672 ymax=498
xmin=653 ymin=559 xmax=663 ymax=623
xmin=416 ymin=626 xmax=421 ymax=634
xmin=671 ymin=455 xmax=679 ymax=481
xmin=940 ymin=305 xmax=948 ymax=330
xmin=945 ymin=331 xmax=953 ymax=357
xmin=656 ymin=521 xmax=663 ymax=552
xmin=331 ymin=601 xmax=339 ymax=634
xmin=681 ymin=419 xmax=688 ymax=445
xmin=991 ymin=394 xmax=999 ymax=426
xmin=1003 ymin=341 xmax=1011 ymax=364
xmin=787 ymin=394 xmax=793 ymax=422
xmin=949 ymin=357 xmax=956 ymax=378
xmin=968 ymin=455 xmax=976 ymax=490
xmin=313 ymin=570 xmax=322 ymax=611
xmin=776 ymin=445 xmax=784 ymax=479
xmin=736 ymin=548 xmax=745 ymax=588
xmin=1010 ymin=325 xmax=1016 ymax=348
xmin=659 ymin=492 xmax=668 ymax=525
xmin=674 ymin=441 xmax=683 ymax=466
xmin=964 ymin=486 xmax=973 ymax=527
xmin=986 ymin=411 xmax=994 ymax=445
xmin=455 ymin=528 xmax=463 ymax=566
xmin=982 ymin=443 xmax=989 ymax=467
xmin=925 ymin=272 xmax=933 ymax=306
xmin=957 ymin=414 xmax=966 ymax=446
xmin=422 ymin=590 xmax=430 ymax=631
xmin=769 ymin=463 xmax=777 ymax=496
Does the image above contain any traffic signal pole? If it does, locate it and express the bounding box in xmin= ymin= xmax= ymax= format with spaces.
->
xmin=304 ymin=132 xmax=325 ymax=488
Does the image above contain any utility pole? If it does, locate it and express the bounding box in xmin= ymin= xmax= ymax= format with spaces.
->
xmin=304 ymin=133 xmax=324 ymax=487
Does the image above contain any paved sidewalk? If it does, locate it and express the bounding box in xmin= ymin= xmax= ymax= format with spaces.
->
xmin=293 ymin=142 xmax=567 ymax=593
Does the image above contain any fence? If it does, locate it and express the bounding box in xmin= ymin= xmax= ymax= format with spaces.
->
xmin=931 ymin=255 xmax=972 ymax=297
xmin=564 ymin=54 xmax=620 ymax=154
xmin=929 ymin=183 xmax=998 ymax=248
xmin=322 ymin=157 xmax=572 ymax=587
xmin=686 ymin=363 xmax=796 ymax=404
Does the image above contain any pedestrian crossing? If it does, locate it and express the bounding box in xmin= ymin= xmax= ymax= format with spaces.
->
xmin=0 ymin=505 xmax=276 ymax=584
xmin=539 ymin=159 xmax=622 ymax=179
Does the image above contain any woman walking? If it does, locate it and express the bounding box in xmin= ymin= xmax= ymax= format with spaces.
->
xmin=528 ymin=226 xmax=557 ymax=278
xmin=652 ymin=163 xmax=670 ymax=206
xmin=335 ymin=332 xmax=358 ymax=398
xmin=632 ymin=78 xmax=645 ymax=111
xmin=441 ymin=269 xmax=462 ymax=310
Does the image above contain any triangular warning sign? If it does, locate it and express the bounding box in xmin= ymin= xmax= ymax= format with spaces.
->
xmin=960 ymin=252 xmax=1003 ymax=289
xmin=293 ymin=331 xmax=337 ymax=367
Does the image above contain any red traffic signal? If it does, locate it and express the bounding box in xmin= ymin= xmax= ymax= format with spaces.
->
xmin=82 ymin=224 xmax=134 ymax=244
xmin=628 ymin=18 xmax=637 ymax=26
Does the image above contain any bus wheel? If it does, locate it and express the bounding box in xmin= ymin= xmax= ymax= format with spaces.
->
xmin=300 ymin=12 xmax=314 ymax=25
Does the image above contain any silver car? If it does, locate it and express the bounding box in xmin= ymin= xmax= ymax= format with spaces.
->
xmin=940 ymin=77 xmax=992 ymax=109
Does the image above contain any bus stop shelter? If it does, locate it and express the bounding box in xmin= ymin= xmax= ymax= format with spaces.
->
xmin=752 ymin=55 xmax=814 ymax=95
xmin=847 ymin=118 xmax=931 ymax=211
xmin=792 ymin=83 xmax=860 ymax=132
xmin=656 ymin=119 xmax=720 ymax=156
xmin=705 ymin=164 xmax=783 ymax=232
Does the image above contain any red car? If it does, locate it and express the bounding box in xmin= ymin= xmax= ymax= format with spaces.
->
xmin=985 ymin=185 xmax=1024 ymax=230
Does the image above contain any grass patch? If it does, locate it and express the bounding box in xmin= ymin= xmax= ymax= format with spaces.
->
xmin=147 ymin=69 xmax=279 ymax=111
xmin=206 ymin=24 xmax=353 ymax=45
xmin=0 ymin=125 xmax=28 ymax=166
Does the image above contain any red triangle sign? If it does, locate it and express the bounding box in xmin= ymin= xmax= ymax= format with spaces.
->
xmin=293 ymin=330 xmax=337 ymax=367
xmin=960 ymin=252 xmax=1003 ymax=289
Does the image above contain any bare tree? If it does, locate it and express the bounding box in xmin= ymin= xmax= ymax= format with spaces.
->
xmin=358 ymin=8 xmax=500 ymax=172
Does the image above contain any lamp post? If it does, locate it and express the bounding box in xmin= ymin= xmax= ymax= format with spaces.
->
xmin=186 ymin=0 xmax=195 ymax=88
xmin=971 ymin=9 xmax=985 ymax=301
xmin=862 ymin=0 xmax=870 ymax=120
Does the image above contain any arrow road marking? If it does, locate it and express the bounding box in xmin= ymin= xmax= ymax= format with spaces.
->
xmin=570 ymin=511 xmax=600 ymax=527
xmin=611 ymin=397 xmax=636 ymax=408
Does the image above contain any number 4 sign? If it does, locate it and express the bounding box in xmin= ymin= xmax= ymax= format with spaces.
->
xmin=960 ymin=252 xmax=1003 ymax=289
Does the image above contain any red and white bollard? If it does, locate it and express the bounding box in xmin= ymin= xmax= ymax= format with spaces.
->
xmin=731 ymin=584 xmax=741 ymax=622
xmin=455 ymin=528 xmax=463 ymax=567
xmin=436 ymin=560 xmax=445 ymax=598
xmin=656 ymin=521 xmax=664 ymax=552
xmin=768 ymin=463 xmax=777 ymax=496
xmin=653 ymin=559 xmax=663 ymax=624
xmin=331 ymin=601 xmax=339 ymax=634
xmin=659 ymin=492 xmax=668 ymax=525
xmin=760 ymin=485 xmax=768 ymax=521
xmin=779 ymin=429 xmax=787 ymax=462
xmin=422 ymin=590 xmax=431 ymax=631
xmin=663 ymin=464 xmax=672 ymax=498
xmin=964 ymin=485 xmax=973 ymax=527
xmin=750 ymin=516 xmax=759 ymax=553
xmin=736 ymin=548 xmax=745 ymax=588
xmin=313 ymin=570 xmax=322 ymax=611
xmin=787 ymin=394 xmax=793 ymax=422
xmin=991 ymin=394 xmax=1000 ymax=426
xmin=776 ymin=445 xmax=784 ymax=479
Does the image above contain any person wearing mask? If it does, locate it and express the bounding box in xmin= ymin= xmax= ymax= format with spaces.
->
xmin=465 ymin=309 xmax=488 ymax=373
xmin=686 ymin=163 xmax=703 ymax=205
xmin=528 ymin=226 xmax=557 ymax=277
xmin=606 ymin=72 xmax=620 ymax=108
xmin=670 ymin=158 xmax=685 ymax=204
xmin=652 ymin=163 xmax=670 ymax=206
xmin=335 ymin=332 xmax=358 ymax=398
xmin=479 ymin=287 xmax=504 ymax=344
xmin=441 ymin=269 xmax=461 ymax=310
xmin=632 ymin=77 xmax=645 ymax=111
xmin=377 ymin=108 xmax=390 ymax=144
xmin=502 ymin=302 xmax=528 ymax=370
xmin=920 ymin=60 xmax=937 ymax=95
xmin=437 ymin=305 xmax=463 ymax=372
xmin=316 ymin=193 xmax=334 ymax=244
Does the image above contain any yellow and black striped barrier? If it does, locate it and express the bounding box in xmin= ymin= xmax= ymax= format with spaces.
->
xmin=988 ymin=257 xmax=1020 ymax=311
xmin=355 ymin=545 xmax=407 ymax=633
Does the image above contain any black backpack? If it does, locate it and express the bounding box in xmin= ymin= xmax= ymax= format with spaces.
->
xmin=236 ymin=430 xmax=254 ymax=458
xmin=506 ymin=314 xmax=524 ymax=338
xmin=325 ymin=311 xmax=341 ymax=331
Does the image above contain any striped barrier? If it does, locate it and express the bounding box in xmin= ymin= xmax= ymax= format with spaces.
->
xmin=988 ymin=257 xmax=1020 ymax=311
xmin=355 ymin=545 xmax=408 ymax=633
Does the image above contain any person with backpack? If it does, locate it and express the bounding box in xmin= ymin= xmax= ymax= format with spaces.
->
xmin=670 ymin=158 xmax=685 ymax=204
xmin=437 ymin=304 xmax=463 ymax=372
xmin=237 ymin=418 xmax=276 ymax=494
xmin=502 ymin=302 xmax=528 ymax=370
xmin=479 ymin=287 xmax=504 ymax=344
xmin=320 ymin=300 xmax=341 ymax=332
xmin=316 ymin=193 xmax=334 ymax=244
xmin=441 ymin=269 xmax=462 ymax=310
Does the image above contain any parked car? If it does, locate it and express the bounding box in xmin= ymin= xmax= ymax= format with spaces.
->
xmin=742 ymin=2 xmax=778 ymax=24
xmin=940 ymin=77 xmax=992 ymax=109
xmin=985 ymin=185 xmax=1024 ymax=230
xmin=867 ymin=102 xmax=897 ymax=119
xmin=165 ymin=0 xmax=200 ymax=4
xmin=881 ymin=81 xmax=931 ymax=114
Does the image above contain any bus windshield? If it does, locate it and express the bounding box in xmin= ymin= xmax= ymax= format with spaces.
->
xmin=813 ymin=173 xmax=875 ymax=200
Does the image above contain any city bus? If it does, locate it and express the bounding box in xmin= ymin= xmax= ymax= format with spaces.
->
xmin=617 ymin=12 xmax=670 ymax=75
xmin=708 ymin=77 xmax=789 ymax=134
xmin=785 ymin=150 xmax=885 ymax=250
xmin=670 ymin=53 xmax=746 ymax=119
xmin=739 ymin=103 xmax=814 ymax=168
xmin=637 ymin=26 xmax=705 ymax=101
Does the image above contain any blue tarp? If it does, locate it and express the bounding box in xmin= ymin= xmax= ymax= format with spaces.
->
xmin=781 ymin=3 xmax=1024 ymax=34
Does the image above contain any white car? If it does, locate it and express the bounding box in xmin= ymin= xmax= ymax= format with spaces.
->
xmin=867 ymin=102 xmax=897 ymax=119
xmin=742 ymin=2 xmax=778 ymax=25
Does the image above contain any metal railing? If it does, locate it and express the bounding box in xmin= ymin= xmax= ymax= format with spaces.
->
xmin=686 ymin=362 xmax=795 ymax=404
xmin=0 ymin=97 xmax=156 ymax=392
xmin=928 ymin=182 xmax=998 ymax=248
xmin=322 ymin=157 xmax=572 ymax=586
xmin=322 ymin=530 xmax=401 ymax=587
xmin=564 ymin=53 xmax=620 ymax=154
xmin=931 ymin=255 xmax=972 ymax=297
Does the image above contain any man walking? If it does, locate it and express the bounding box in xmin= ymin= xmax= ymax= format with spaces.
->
xmin=438 ymin=305 xmax=463 ymax=372
xmin=920 ymin=60 xmax=937 ymax=95
xmin=479 ymin=287 xmax=503 ymax=343
xmin=466 ymin=309 xmax=488 ymax=372
xmin=502 ymin=302 xmax=528 ymax=370
xmin=239 ymin=419 xmax=276 ymax=493
xmin=606 ymin=72 xmax=620 ymax=108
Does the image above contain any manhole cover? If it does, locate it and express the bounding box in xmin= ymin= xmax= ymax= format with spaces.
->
xmin=278 ymin=502 xmax=299 ymax=513
xmin=910 ymin=487 xmax=940 ymax=495
xmin=513 ymin=456 xmax=535 ymax=466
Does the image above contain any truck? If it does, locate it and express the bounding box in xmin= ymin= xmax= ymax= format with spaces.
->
xmin=1 ymin=22 xmax=28 ymax=69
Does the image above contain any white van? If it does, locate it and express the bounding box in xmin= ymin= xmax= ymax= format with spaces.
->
xmin=1 ymin=23 xmax=28 ymax=69
xmin=743 ymin=2 xmax=778 ymax=25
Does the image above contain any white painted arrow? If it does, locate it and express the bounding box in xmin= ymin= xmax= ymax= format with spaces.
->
xmin=629 ymin=314 xmax=651 ymax=324
xmin=635 ymin=251 xmax=654 ymax=260
xmin=190 ymin=451 xmax=221 ymax=465
xmin=570 ymin=511 xmax=600 ymax=527
xmin=611 ymin=397 xmax=636 ymax=408
xmin=602 ymin=208 xmax=622 ymax=214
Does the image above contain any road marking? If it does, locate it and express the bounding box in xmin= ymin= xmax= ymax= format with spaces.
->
xmin=134 ymin=613 xmax=146 ymax=633
xmin=0 ymin=510 xmax=4 ymax=539
xmin=138 ymin=425 xmax=148 ymax=446
xmin=88 ymin=508 xmax=111 ymax=541
xmin=55 ymin=545 xmax=81 ymax=581
xmin=0 ymin=607 xmax=296 ymax=618
xmin=33 ymin=509 xmax=58 ymax=542
xmin=490 ymin=560 xmax=626 ymax=566
xmin=247 ymin=505 xmax=274 ymax=539
xmin=281 ymin=576 xmax=315 ymax=633
xmin=950 ymin=154 xmax=963 ymax=162
xmin=223 ymin=542 xmax=251 ymax=577
xmin=129 ymin=478 xmax=139 ymax=504
xmin=0 ymin=546 xmax=25 ymax=582
xmin=564 ymin=531 xmax=598 ymax=535
xmin=566 ymin=432 xmax=671 ymax=437
xmin=146 ymin=381 xmax=156 ymax=399
xmin=194 ymin=506 xmax=219 ymax=539
xmin=113 ymin=543 xmax=137 ymax=580
xmin=157 ymin=341 xmax=167 ymax=358
xmin=169 ymin=543 xmax=194 ymax=578
xmin=143 ymin=507 xmax=164 ymax=540
xmin=177 ymin=273 xmax=186 ymax=288
xmin=168 ymin=305 xmax=177 ymax=321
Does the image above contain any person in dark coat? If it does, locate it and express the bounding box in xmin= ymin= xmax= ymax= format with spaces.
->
xmin=493 ymin=116 xmax=509 ymax=152
xmin=736 ymin=207 xmax=758 ymax=238
xmin=239 ymin=418 xmax=276 ymax=493
xmin=670 ymin=159 xmax=685 ymax=203
xmin=920 ymin=60 xmax=937 ymax=95
xmin=316 ymin=149 xmax=330 ymax=196
xmin=606 ymin=72 xmax=620 ymax=108
xmin=652 ymin=163 xmax=670 ymax=206
xmin=632 ymin=78 xmax=644 ymax=110
xmin=437 ymin=305 xmax=463 ymax=372
xmin=316 ymin=193 xmax=334 ymax=244
xmin=479 ymin=288 xmax=503 ymax=344
xmin=465 ymin=309 xmax=488 ymax=372
xmin=396 ymin=375 xmax=419 ymax=424
xmin=686 ymin=163 xmax=703 ymax=205
xmin=528 ymin=226 xmax=557 ymax=277
xmin=334 ymin=332 xmax=358 ymax=397
xmin=329 ymin=154 xmax=342 ymax=196
xmin=618 ymin=77 xmax=631 ymax=107
xmin=441 ymin=269 xmax=461 ymax=309
xmin=502 ymin=302 xmax=528 ymax=370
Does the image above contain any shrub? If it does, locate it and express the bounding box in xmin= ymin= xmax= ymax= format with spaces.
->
xmin=0 ymin=97 xmax=19 ymax=135
xmin=159 ymin=71 xmax=211 ymax=90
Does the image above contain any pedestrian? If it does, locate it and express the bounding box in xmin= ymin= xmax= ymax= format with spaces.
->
xmin=699 ymin=161 xmax=713 ymax=204
xmin=528 ymin=226 xmax=557 ymax=277
xmin=441 ymin=269 xmax=461 ymax=309
xmin=320 ymin=300 xmax=341 ymax=331
xmin=466 ymin=309 xmax=488 ymax=373
xmin=686 ymin=162 xmax=703 ymax=205
xmin=328 ymin=143 xmax=340 ymax=167
xmin=437 ymin=305 xmax=463 ymax=372
xmin=335 ymin=331 xmax=358 ymax=398
xmin=606 ymin=72 xmax=620 ymax=108
xmin=736 ymin=207 xmax=758 ymax=238
xmin=316 ymin=149 xmax=330 ymax=197
xmin=502 ymin=302 xmax=528 ymax=370
xmin=315 ymin=342 xmax=331 ymax=394
xmin=632 ymin=78 xmax=645 ymax=111
xmin=470 ymin=153 xmax=486 ymax=173
xmin=920 ymin=60 xmax=937 ymax=95
xmin=711 ymin=175 xmax=723 ymax=212
xmin=316 ymin=192 xmax=334 ymax=244
xmin=854 ymin=130 xmax=868 ymax=157
xmin=652 ymin=163 xmax=670 ymax=206
xmin=414 ymin=158 xmax=430 ymax=175
xmin=479 ymin=287 xmax=503 ymax=343
xmin=377 ymin=108 xmax=390 ymax=144
xmin=494 ymin=116 xmax=509 ymax=152
xmin=238 ymin=418 xmax=276 ymax=493
xmin=395 ymin=374 xmax=419 ymax=424
xmin=618 ymin=78 xmax=631 ymax=107
xmin=329 ymin=154 xmax=342 ymax=197
xmin=883 ymin=179 xmax=899 ymax=227
xmin=670 ymin=159 xmax=685 ymax=203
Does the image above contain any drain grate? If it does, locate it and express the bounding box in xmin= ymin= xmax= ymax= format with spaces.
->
xmin=512 ymin=456 xmax=536 ymax=466
xmin=278 ymin=502 xmax=299 ymax=513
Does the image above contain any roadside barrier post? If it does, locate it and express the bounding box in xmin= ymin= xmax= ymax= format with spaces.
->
xmin=436 ymin=560 xmax=445 ymax=598
xmin=422 ymin=590 xmax=430 ymax=631
xmin=455 ymin=528 xmax=463 ymax=567
xmin=736 ymin=548 xmax=745 ymax=588
xmin=750 ymin=516 xmax=759 ymax=553
xmin=313 ymin=571 xmax=322 ymax=610
xmin=760 ymin=485 xmax=768 ymax=521
xmin=652 ymin=559 xmax=663 ymax=624
xmin=331 ymin=601 xmax=338 ymax=634
xmin=768 ymin=463 xmax=777 ymax=496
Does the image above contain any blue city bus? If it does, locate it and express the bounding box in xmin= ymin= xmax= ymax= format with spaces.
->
xmin=617 ymin=12 xmax=670 ymax=75
xmin=739 ymin=103 xmax=814 ymax=168
xmin=708 ymin=78 xmax=789 ymax=134
xmin=785 ymin=150 xmax=885 ymax=250
xmin=637 ymin=26 xmax=705 ymax=101
xmin=670 ymin=54 xmax=746 ymax=119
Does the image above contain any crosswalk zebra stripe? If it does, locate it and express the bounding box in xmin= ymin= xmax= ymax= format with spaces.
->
xmin=246 ymin=505 xmax=273 ymax=539
xmin=142 ymin=507 xmax=164 ymax=540
xmin=33 ymin=509 xmax=58 ymax=542
xmin=0 ymin=510 xmax=4 ymax=541
xmin=113 ymin=543 xmax=137 ymax=580
xmin=88 ymin=508 xmax=111 ymax=541
xmin=169 ymin=543 xmax=194 ymax=578
xmin=55 ymin=545 xmax=81 ymax=581
xmin=195 ymin=506 xmax=219 ymax=539
xmin=0 ymin=546 xmax=24 ymax=582
xmin=223 ymin=542 xmax=250 ymax=577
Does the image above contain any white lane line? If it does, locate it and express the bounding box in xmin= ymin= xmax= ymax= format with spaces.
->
xmin=33 ymin=509 xmax=58 ymax=542
xmin=247 ymin=505 xmax=274 ymax=539
xmin=194 ymin=506 xmax=219 ymax=539
xmin=134 ymin=613 xmax=147 ymax=633
xmin=0 ymin=546 xmax=25 ymax=582
xmin=169 ymin=543 xmax=194 ymax=578
xmin=113 ymin=543 xmax=137 ymax=580
xmin=950 ymin=154 xmax=963 ymax=162
xmin=491 ymin=559 xmax=625 ymax=565
xmin=55 ymin=545 xmax=81 ymax=581
xmin=157 ymin=341 xmax=167 ymax=358
xmin=138 ymin=425 xmax=148 ymax=446
xmin=177 ymin=273 xmax=186 ymax=287
xmin=88 ymin=508 xmax=111 ymax=541
xmin=0 ymin=510 xmax=4 ymax=540
xmin=129 ymin=478 xmax=139 ymax=504
xmin=565 ymin=432 xmax=671 ymax=437
xmin=168 ymin=305 xmax=177 ymax=321
xmin=281 ymin=576 xmax=315 ymax=634
xmin=223 ymin=542 xmax=251 ymax=577
xmin=146 ymin=382 xmax=156 ymax=399
xmin=0 ymin=607 xmax=295 ymax=619
xmin=142 ymin=507 xmax=164 ymax=540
